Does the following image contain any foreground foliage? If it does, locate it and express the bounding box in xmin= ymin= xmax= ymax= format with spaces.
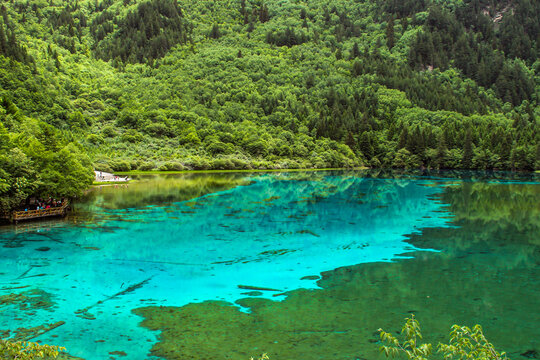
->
xmin=0 ymin=339 xmax=65 ymax=359
xmin=379 ymin=315 xmax=508 ymax=360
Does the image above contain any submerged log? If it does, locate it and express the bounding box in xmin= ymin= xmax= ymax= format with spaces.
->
xmin=0 ymin=285 xmax=30 ymax=291
xmin=75 ymin=277 xmax=153 ymax=317
xmin=237 ymin=285 xmax=282 ymax=292
xmin=15 ymin=321 xmax=65 ymax=341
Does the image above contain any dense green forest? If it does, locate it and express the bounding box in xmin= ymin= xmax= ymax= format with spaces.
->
xmin=0 ymin=0 xmax=539 ymax=210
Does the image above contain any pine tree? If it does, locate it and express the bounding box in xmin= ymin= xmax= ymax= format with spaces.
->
xmin=397 ymin=126 xmax=409 ymax=149
xmin=240 ymin=0 xmax=246 ymax=17
xmin=0 ymin=22 xmax=5 ymax=55
xmin=352 ymin=60 xmax=362 ymax=76
xmin=345 ymin=131 xmax=356 ymax=150
xmin=359 ymin=132 xmax=373 ymax=159
xmin=386 ymin=17 xmax=395 ymax=49
xmin=535 ymin=143 xmax=540 ymax=170
xmin=436 ymin=132 xmax=447 ymax=169
xmin=408 ymin=126 xmax=425 ymax=157
xmin=54 ymin=53 xmax=61 ymax=70
xmin=401 ymin=17 xmax=408 ymax=32
xmin=209 ymin=24 xmax=220 ymax=39
xmin=259 ymin=4 xmax=269 ymax=23
xmin=350 ymin=42 xmax=360 ymax=59
xmin=462 ymin=128 xmax=473 ymax=169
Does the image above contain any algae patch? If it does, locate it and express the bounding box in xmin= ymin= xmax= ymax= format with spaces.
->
xmin=0 ymin=289 xmax=54 ymax=311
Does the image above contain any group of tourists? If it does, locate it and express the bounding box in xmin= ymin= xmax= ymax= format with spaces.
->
xmin=25 ymin=198 xmax=65 ymax=211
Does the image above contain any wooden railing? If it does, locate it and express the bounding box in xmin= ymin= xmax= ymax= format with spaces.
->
xmin=12 ymin=200 xmax=70 ymax=223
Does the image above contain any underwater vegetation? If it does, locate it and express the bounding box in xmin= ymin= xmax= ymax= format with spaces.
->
xmin=0 ymin=171 xmax=538 ymax=359
xmin=132 ymin=175 xmax=539 ymax=360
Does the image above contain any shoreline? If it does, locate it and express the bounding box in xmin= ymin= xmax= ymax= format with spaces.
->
xmin=91 ymin=181 xmax=134 ymax=186
xmin=109 ymin=167 xmax=540 ymax=177
xmin=112 ymin=167 xmax=369 ymax=176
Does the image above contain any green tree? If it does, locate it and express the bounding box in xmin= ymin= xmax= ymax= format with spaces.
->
xmin=0 ymin=148 xmax=38 ymax=212
xmin=462 ymin=128 xmax=473 ymax=169
xmin=359 ymin=132 xmax=373 ymax=159
xmin=379 ymin=315 xmax=508 ymax=360
xmin=386 ymin=17 xmax=395 ymax=49
xmin=435 ymin=132 xmax=447 ymax=169
xmin=209 ymin=24 xmax=221 ymax=39
xmin=38 ymin=143 xmax=94 ymax=198
xmin=0 ymin=339 xmax=65 ymax=359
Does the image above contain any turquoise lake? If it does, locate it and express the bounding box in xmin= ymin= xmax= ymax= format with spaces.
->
xmin=0 ymin=170 xmax=538 ymax=359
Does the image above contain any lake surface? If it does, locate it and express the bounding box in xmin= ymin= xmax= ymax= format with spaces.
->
xmin=0 ymin=170 xmax=538 ymax=360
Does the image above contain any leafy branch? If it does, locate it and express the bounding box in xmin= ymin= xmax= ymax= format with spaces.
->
xmin=0 ymin=339 xmax=65 ymax=359
xmin=379 ymin=315 xmax=507 ymax=360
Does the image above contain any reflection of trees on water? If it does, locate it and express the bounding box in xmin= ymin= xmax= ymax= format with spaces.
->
xmin=71 ymin=170 xmax=452 ymax=241
xmin=443 ymin=182 xmax=539 ymax=237
xmin=227 ymin=172 xmax=440 ymax=230
xmin=439 ymin=182 xmax=539 ymax=250
xmin=408 ymin=180 xmax=539 ymax=271
xmin=135 ymin=172 xmax=540 ymax=360
xmin=316 ymin=248 xmax=540 ymax=359
xmin=78 ymin=173 xmax=250 ymax=210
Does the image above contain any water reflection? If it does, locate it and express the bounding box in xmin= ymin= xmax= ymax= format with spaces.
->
xmin=0 ymin=171 xmax=538 ymax=360
xmin=134 ymin=173 xmax=540 ymax=360
xmin=79 ymin=172 xmax=250 ymax=210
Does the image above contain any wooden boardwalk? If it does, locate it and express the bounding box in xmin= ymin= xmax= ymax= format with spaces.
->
xmin=9 ymin=200 xmax=70 ymax=224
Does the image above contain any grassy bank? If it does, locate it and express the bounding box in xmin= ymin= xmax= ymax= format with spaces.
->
xmin=91 ymin=181 xmax=135 ymax=186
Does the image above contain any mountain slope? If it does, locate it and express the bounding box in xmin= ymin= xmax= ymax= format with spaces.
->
xmin=0 ymin=0 xmax=538 ymax=176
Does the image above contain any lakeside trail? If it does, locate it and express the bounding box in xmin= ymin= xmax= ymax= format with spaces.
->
xmin=94 ymin=171 xmax=130 ymax=183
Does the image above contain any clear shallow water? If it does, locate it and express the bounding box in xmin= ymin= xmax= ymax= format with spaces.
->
xmin=0 ymin=171 xmax=538 ymax=359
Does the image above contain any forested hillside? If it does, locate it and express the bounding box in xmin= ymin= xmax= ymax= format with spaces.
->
xmin=0 ymin=0 xmax=538 ymax=187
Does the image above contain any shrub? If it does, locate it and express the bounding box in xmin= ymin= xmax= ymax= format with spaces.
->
xmin=0 ymin=339 xmax=65 ymax=359
xmin=129 ymin=159 xmax=140 ymax=170
xmin=158 ymin=162 xmax=184 ymax=171
xmin=210 ymin=158 xmax=235 ymax=170
xmin=108 ymin=159 xmax=131 ymax=172
xmin=229 ymin=157 xmax=251 ymax=170
xmin=245 ymin=139 xmax=269 ymax=156
xmin=93 ymin=162 xmax=112 ymax=173
xmin=116 ymin=110 xmax=143 ymax=128
xmin=279 ymin=159 xmax=300 ymax=169
xmin=138 ymin=162 xmax=156 ymax=171
xmin=86 ymin=134 xmax=105 ymax=145
xmin=179 ymin=132 xmax=201 ymax=146
xmin=186 ymin=157 xmax=210 ymax=170
xmin=379 ymin=315 xmax=508 ymax=360
xmin=250 ymin=354 xmax=269 ymax=360
xmin=392 ymin=148 xmax=421 ymax=169
xmin=121 ymin=129 xmax=143 ymax=143
xmin=145 ymin=123 xmax=173 ymax=137
xmin=206 ymin=141 xmax=234 ymax=155
xmin=370 ymin=157 xmax=381 ymax=168
xmin=101 ymin=125 xmax=117 ymax=138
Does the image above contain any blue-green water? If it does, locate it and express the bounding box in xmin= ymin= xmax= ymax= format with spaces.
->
xmin=0 ymin=171 xmax=538 ymax=359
